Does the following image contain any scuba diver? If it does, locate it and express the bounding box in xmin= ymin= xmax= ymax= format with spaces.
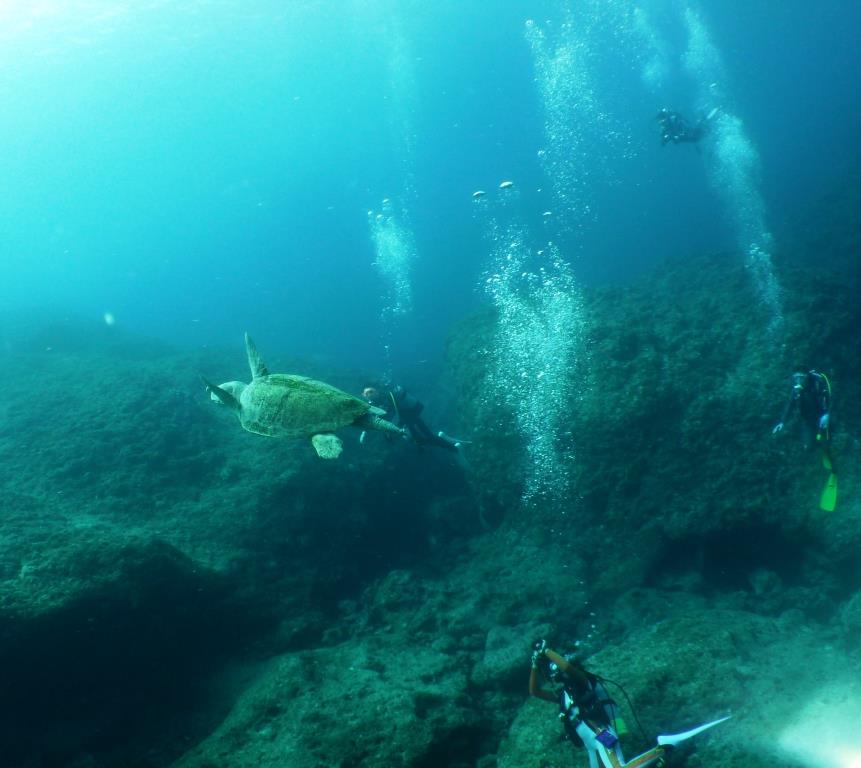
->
xmin=656 ymin=107 xmax=718 ymax=145
xmin=361 ymin=383 xmax=462 ymax=453
xmin=529 ymin=640 xmax=729 ymax=768
xmin=530 ymin=640 xmax=643 ymax=768
xmin=772 ymin=369 xmax=837 ymax=511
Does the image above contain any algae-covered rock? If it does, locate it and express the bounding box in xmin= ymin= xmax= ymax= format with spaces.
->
xmin=171 ymin=637 xmax=481 ymax=768
xmin=2 ymin=192 xmax=860 ymax=768
xmin=0 ymin=316 xmax=475 ymax=767
xmin=448 ymin=250 xmax=861 ymax=597
xmin=472 ymin=622 xmax=553 ymax=690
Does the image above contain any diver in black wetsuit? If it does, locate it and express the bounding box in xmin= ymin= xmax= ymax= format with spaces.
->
xmin=362 ymin=384 xmax=461 ymax=453
xmin=656 ymin=107 xmax=717 ymax=145
xmin=772 ymin=370 xmax=835 ymax=468
xmin=772 ymin=369 xmax=838 ymax=511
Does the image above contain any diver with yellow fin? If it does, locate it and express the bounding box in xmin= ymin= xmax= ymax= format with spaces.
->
xmin=528 ymin=640 xmax=730 ymax=767
xmin=772 ymin=369 xmax=837 ymax=511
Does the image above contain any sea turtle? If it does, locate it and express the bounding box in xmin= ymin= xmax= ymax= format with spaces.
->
xmin=203 ymin=333 xmax=404 ymax=459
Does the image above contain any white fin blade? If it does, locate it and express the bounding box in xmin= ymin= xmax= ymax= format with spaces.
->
xmin=657 ymin=716 xmax=731 ymax=747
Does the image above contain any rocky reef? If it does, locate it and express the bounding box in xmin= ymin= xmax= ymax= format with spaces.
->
xmin=1 ymin=197 xmax=859 ymax=768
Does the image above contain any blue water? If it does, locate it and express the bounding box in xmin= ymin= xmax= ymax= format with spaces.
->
xmin=1 ymin=0 xmax=859 ymax=376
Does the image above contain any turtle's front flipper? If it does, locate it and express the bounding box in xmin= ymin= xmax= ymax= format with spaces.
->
xmin=312 ymin=433 xmax=343 ymax=459
xmin=202 ymin=376 xmax=240 ymax=411
xmin=244 ymin=332 xmax=270 ymax=380
xmin=359 ymin=413 xmax=406 ymax=437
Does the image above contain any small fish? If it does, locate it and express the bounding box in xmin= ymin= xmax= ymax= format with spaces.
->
xmin=499 ymin=180 xmax=514 ymax=189
xmin=472 ymin=190 xmax=486 ymax=199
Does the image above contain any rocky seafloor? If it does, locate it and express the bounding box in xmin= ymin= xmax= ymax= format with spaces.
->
xmin=1 ymin=192 xmax=859 ymax=768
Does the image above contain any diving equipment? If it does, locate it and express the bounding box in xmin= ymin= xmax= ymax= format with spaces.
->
xmin=574 ymin=714 xmax=730 ymax=768
xmin=820 ymin=473 xmax=838 ymax=512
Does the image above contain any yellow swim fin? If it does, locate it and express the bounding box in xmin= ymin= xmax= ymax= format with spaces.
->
xmin=820 ymin=473 xmax=838 ymax=512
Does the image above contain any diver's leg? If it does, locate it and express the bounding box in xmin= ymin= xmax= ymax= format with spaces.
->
xmin=577 ymin=721 xmax=618 ymax=768
xmin=622 ymin=746 xmax=667 ymax=767
xmin=818 ymin=419 xmax=836 ymax=472
xmin=413 ymin=417 xmax=458 ymax=451
xmin=411 ymin=417 xmax=434 ymax=441
xmin=822 ymin=443 xmax=836 ymax=473
xmin=405 ymin=421 xmax=426 ymax=445
xmin=801 ymin=421 xmax=814 ymax=450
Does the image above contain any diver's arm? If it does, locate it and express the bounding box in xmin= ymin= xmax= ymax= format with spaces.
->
xmin=533 ymin=647 xmax=590 ymax=693
xmin=544 ymin=649 xmax=573 ymax=671
xmin=528 ymin=666 xmax=557 ymax=702
xmin=779 ymin=391 xmax=798 ymax=424
xmin=545 ymin=649 xmax=592 ymax=687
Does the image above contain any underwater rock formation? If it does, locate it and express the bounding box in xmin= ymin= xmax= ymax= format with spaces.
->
xmin=1 ymin=205 xmax=859 ymax=767
xmin=448 ymin=247 xmax=861 ymax=598
xmin=0 ymin=321 xmax=472 ymax=767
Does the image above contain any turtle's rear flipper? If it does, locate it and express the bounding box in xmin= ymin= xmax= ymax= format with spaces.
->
xmin=202 ymin=376 xmax=240 ymax=410
xmin=312 ymin=433 xmax=343 ymax=459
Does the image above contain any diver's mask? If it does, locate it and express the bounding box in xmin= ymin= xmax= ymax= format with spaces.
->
xmin=792 ymin=373 xmax=806 ymax=392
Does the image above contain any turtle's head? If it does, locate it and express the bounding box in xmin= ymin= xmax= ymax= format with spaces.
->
xmin=210 ymin=380 xmax=246 ymax=408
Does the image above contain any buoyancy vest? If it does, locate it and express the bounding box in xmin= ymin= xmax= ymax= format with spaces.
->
xmin=558 ymin=676 xmax=616 ymax=747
